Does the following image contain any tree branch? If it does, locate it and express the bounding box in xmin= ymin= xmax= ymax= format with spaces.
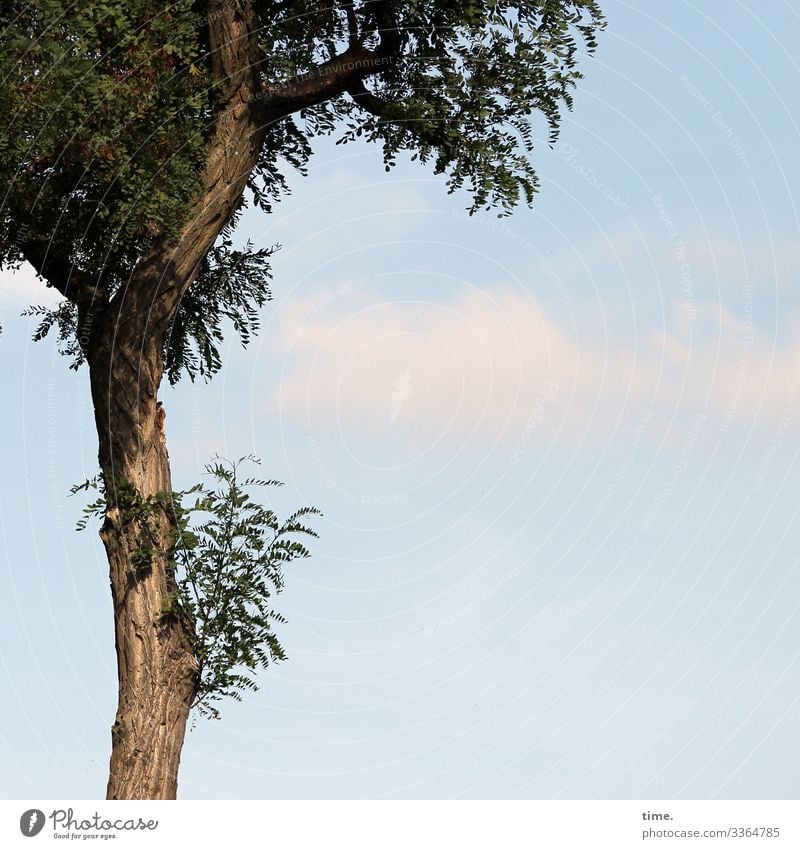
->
xmin=343 ymin=1 xmax=361 ymax=48
xmin=19 ymin=236 xmax=104 ymax=306
xmin=256 ymin=46 xmax=394 ymax=124
xmin=346 ymin=77 xmax=395 ymax=120
xmin=255 ymin=1 xmax=400 ymax=125
xmin=97 ymin=1 xmax=402 ymax=358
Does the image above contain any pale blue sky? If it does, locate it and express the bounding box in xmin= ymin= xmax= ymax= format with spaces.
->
xmin=2 ymin=0 xmax=799 ymax=799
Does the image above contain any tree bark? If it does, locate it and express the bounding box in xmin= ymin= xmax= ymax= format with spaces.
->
xmin=86 ymin=1 xmax=268 ymax=798
xmin=89 ymin=322 xmax=199 ymax=800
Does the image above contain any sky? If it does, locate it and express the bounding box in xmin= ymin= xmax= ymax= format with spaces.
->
xmin=1 ymin=0 xmax=800 ymax=800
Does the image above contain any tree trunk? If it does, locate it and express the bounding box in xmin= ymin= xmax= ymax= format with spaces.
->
xmin=89 ymin=323 xmax=198 ymax=800
xmin=79 ymin=0 xmax=380 ymax=799
xmin=14 ymin=0 xmax=405 ymax=801
xmin=84 ymin=0 xmax=268 ymax=785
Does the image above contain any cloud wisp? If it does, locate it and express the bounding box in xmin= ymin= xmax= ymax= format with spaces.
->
xmin=266 ymin=284 xmax=800 ymax=449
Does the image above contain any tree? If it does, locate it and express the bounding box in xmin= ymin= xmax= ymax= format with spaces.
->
xmin=0 ymin=0 xmax=604 ymax=799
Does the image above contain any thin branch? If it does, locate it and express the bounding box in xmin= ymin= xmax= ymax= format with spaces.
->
xmin=255 ymin=2 xmax=400 ymax=125
xmin=346 ymin=76 xmax=394 ymax=119
xmin=19 ymin=237 xmax=105 ymax=306
xmin=256 ymin=45 xmax=391 ymax=124
xmin=343 ymin=1 xmax=361 ymax=48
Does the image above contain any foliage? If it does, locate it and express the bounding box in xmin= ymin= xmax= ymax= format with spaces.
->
xmin=19 ymin=223 xmax=277 ymax=382
xmin=1 ymin=0 xmax=604 ymax=368
xmin=331 ymin=0 xmax=605 ymax=213
xmin=72 ymin=457 xmax=321 ymax=718
xmin=252 ymin=0 xmax=606 ymax=215
xmin=72 ymin=472 xmax=185 ymax=576
xmin=164 ymin=221 xmax=278 ymax=384
xmin=174 ymin=457 xmax=321 ymax=718
xmin=0 ymin=1 xmax=209 ymax=289
xmin=22 ymin=302 xmax=84 ymax=369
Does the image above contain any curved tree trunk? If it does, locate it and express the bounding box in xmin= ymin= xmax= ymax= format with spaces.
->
xmin=89 ymin=327 xmax=199 ymax=800
xmin=85 ymin=6 xmax=267 ymax=788
xmin=77 ymin=0 xmax=396 ymax=800
xmin=12 ymin=0 xmax=405 ymax=801
xmin=83 ymin=5 xmax=268 ymax=796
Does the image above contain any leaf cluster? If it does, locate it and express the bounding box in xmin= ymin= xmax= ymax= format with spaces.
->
xmin=0 ymin=1 xmax=209 ymax=289
xmin=264 ymin=0 xmax=605 ymax=213
xmin=173 ymin=456 xmax=320 ymax=718
xmin=72 ymin=456 xmax=321 ymax=720
xmin=164 ymin=219 xmax=278 ymax=384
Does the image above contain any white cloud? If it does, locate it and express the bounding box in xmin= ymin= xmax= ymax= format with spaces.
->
xmin=266 ymin=283 xmax=800 ymax=448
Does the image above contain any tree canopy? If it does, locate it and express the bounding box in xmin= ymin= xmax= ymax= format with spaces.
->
xmin=1 ymin=0 xmax=604 ymax=379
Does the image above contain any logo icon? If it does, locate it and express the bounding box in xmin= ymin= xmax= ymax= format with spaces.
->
xmin=19 ymin=809 xmax=45 ymax=837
